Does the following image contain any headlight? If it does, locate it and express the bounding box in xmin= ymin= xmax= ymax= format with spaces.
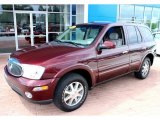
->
xmin=21 ymin=64 xmax=45 ymax=80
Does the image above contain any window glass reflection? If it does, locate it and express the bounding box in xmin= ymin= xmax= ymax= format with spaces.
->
xmin=0 ymin=5 xmax=13 ymax=10
xmin=72 ymin=5 xmax=76 ymax=15
xmin=33 ymin=14 xmax=46 ymax=44
xmin=135 ymin=6 xmax=144 ymax=20
xmin=48 ymin=5 xmax=70 ymax=12
xmin=144 ymin=7 xmax=152 ymax=20
xmin=14 ymin=5 xmax=46 ymax=11
xmin=16 ymin=13 xmax=30 ymax=35
xmin=151 ymin=21 xmax=159 ymax=31
xmin=17 ymin=36 xmax=31 ymax=49
xmin=72 ymin=16 xmax=76 ymax=25
xmin=152 ymin=8 xmax=159 ymax=20
xmin=48 ymin=13 xmax=70 ymax=32
xmin=0 ymin=34 xmax=16 ymax=53
xmin=120 ymin=5 xmax=134 ymax=19
xmin=76 ymin=5 xmax=84 ymax=14
xmin=0 ymin=12 xmax=14 ymax=33
xmin=33 ymin=14 xmax=46 ymax=34
xmin=48 ymin=33 xmax=59 ymax=41
xmin=76 ymin=15 xmax=84 ymax=24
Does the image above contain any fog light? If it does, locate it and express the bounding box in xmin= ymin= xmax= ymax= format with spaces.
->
xmin=25 ymin=92 xmax=32 ymax=99
xmin=33 ymin=86 xmax=48 ymax=92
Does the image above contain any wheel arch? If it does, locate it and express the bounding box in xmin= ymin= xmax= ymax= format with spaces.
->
xmin=137 ymin=53 xmax=154 ymax=72
xmin=53 ymin=64 xmax=96 ymax=96
xmin=143 ymin=53 xmax=154 ymax=66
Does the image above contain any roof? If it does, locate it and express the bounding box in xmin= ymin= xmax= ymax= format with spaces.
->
xmin=77 ymin=21 xmax=148 ymax=28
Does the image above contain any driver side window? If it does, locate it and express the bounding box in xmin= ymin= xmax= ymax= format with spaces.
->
xmin=103 ymin=26 xmax=125 ymax=48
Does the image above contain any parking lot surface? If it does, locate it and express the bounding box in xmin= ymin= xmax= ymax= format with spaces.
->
xmin=0 ymin=55 xmax=160 ymax=116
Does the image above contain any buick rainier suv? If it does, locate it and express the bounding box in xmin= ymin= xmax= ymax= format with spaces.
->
xmin=4 ymin=22 xmax=156 ymax=112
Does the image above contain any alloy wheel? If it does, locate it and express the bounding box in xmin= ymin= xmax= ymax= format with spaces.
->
xmin=142 ymin=60 xmax=150 ymax=77
xmin=63 ymin=82 xmax=84 ymax=106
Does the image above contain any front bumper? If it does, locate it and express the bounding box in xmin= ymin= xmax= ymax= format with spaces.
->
xmin=4 ymin=66 xmax=57 ymax=104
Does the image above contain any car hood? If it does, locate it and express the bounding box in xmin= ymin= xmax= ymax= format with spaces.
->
xmin=10 ymin=43 xmax=83 ymax=64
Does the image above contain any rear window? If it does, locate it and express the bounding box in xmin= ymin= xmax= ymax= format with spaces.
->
xmin=138 ymin=26 xmax=153 ymax=42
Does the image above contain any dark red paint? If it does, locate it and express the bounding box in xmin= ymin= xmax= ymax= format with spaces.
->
xmin=4 ymin=22 xmax=156 ymax=102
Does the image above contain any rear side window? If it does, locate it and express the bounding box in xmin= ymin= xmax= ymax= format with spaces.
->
xmin=126 ymin=26 xmax=138 ymax=44
xmin=138 ymin=26 xmax=153 ymax=42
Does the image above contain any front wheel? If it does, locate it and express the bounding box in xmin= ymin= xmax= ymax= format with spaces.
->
xmin=134 ymin=57 xmax=151 ymax=79
xmin=53 ymin=73 xmax=88 ymax=112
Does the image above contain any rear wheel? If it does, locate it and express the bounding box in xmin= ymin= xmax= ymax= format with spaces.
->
xmin=53 ymin=73 xmax=88 ymax=112
xmin=134 ymin=57 xmax=151 ymax=79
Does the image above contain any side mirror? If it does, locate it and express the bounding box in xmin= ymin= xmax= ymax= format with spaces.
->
xmin=97 ymin=41 xmax=116 ymax=51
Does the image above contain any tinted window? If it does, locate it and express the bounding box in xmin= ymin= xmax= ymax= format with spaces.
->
xmin=138 ymin=27 xmax=153 ymax=42
xmin=126 ymin=26 xmax=138 ymax=44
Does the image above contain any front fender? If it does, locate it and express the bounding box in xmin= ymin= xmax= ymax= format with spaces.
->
xmin=54 ymin=63 xmax=97 ymax=87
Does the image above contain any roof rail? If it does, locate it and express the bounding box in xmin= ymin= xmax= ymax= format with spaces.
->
xmin=118 ymin=21 xmax=143 ymax=24
xmin=90 ymin=21 xmax=113 ymax=24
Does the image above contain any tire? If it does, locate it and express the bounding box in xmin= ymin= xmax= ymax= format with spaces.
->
xmin=134 ymin=57 xmax=151 ymax=79
xmin=53 ymin=73 xmax=88 ymax=112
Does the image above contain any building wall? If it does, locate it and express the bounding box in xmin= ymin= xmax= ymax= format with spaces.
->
xmin=118 ymin=4 xmax=160 ymax=31
xmin=0 ymin=4 xmax=84 ymax=53
xmin=88 ymin=4 xmax=160 ymax=31
xmin=88 ymin=4 xmax=118 ymax=22
xmin=136 ymin=4 xmax=160 ymax=8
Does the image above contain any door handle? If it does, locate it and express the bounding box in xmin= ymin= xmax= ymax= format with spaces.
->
xmin=122 ymin=51 xmax=128 ymax=54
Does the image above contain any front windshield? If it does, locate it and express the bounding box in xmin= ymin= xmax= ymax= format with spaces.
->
xmin=56 ymin=25 xmax=103 ymax=46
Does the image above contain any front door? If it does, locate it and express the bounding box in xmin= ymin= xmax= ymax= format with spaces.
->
xmin=97 ymin=26 xmax=130 ymax=83
xmin=15 ymin=12 xmax=47 ymax=50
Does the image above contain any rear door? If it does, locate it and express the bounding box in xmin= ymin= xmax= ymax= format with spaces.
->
xmin=138 ymin=26 xmax=156 ymax=55
xmin=125 ymin=25 xmax=143 ymax=71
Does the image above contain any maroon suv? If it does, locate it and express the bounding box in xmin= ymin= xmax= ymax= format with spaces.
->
xmin=4 ymin=22 xmax=156 ymax=112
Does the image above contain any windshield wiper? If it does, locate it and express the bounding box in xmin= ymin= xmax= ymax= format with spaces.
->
xmin=61 ymin=41 xmax=82 ymax=47
xmin=50 ymin=39 xmax=85 ymax=47
xmin=50 ymin=39 xmax=62 ymax=44
xmin=54 ymin=39 xmax=63 ymax=43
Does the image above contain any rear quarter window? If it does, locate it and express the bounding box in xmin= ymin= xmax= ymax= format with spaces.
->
xmin=138 ymin=26 xmax=153 ymax=42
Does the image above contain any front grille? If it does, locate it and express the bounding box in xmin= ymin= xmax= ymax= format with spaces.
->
xmin=7 ymin=58 xmax=22 ymax=77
